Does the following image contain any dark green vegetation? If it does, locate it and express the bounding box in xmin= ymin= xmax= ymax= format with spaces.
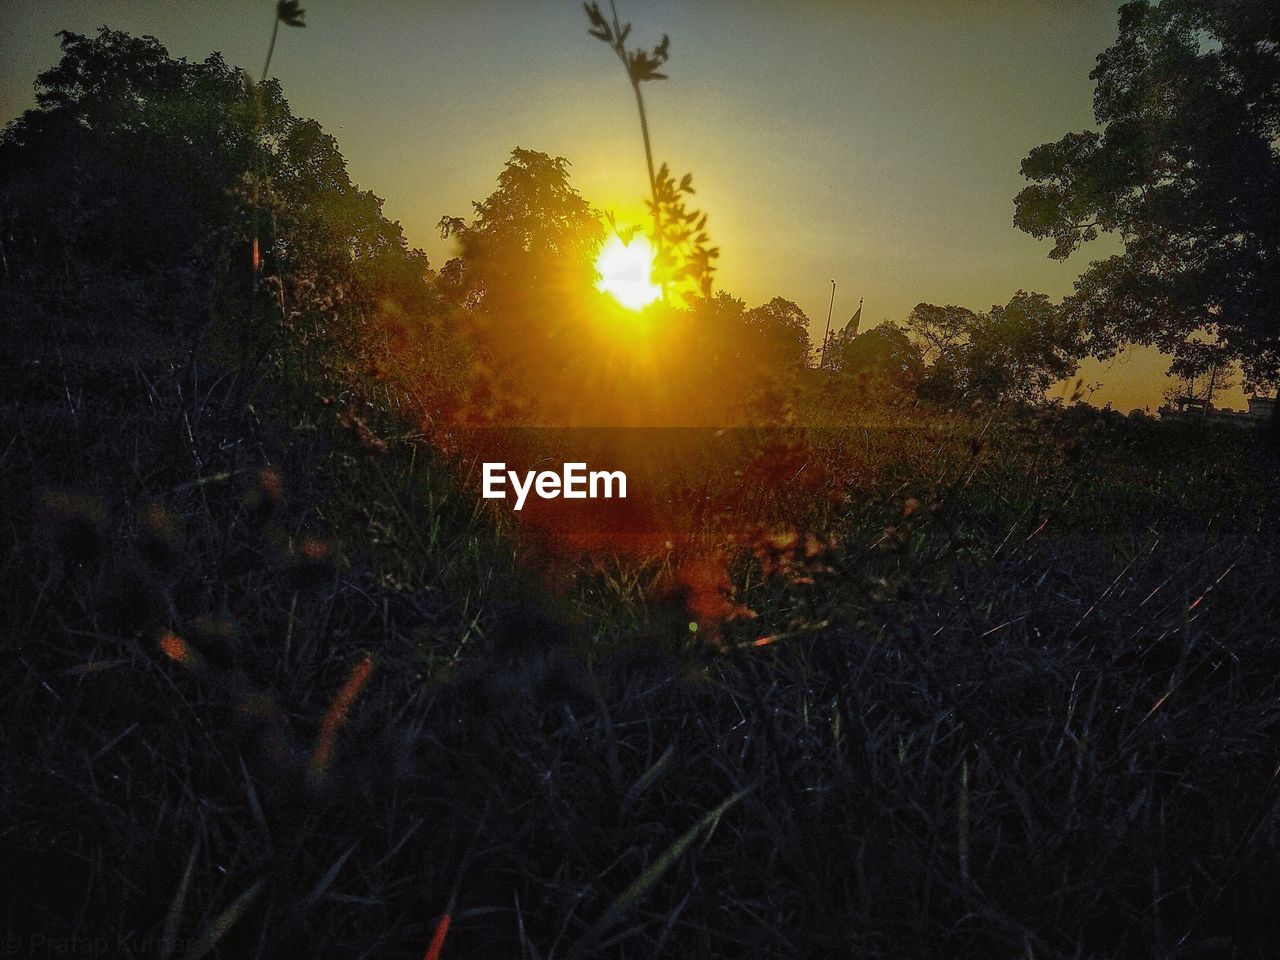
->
xmin=3 ymin=12 xmax=1280 ymax=960
xmin=1016 ymin=0 xmax=1280 ymax=400
xmin=6 ymin=289 xmax=1280 ymax=958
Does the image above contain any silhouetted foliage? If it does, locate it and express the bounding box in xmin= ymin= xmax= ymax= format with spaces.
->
xmin=433 ymin=149 xmax=608 ymax=422
xmin=744 ymin=297 xmax=812 ymax=370
xmin=438 ymin=148 xmax=603 ymax=305
xmin=650 ymin=163 xmax=719 ymax=300
xmin=1164 ymin=340 xmax=1238 ymax=409
xmin=902 ymin=303 xmax=977 ymax=367
xmin=1015 ymin=0 xmax=1280 ymax=406
xmin=584 ymin=1 xmax=719 ymax=300
xmin=0 ymin=27 xmax=438 ymax=398
xmin=833 ymin=322 xmax=923 ymax=386
xmin=907 ymin=292 xmax=1079 ymax=404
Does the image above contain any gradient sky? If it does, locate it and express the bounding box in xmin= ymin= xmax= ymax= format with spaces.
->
xmin=2 ymin=0 xmax=1226 ymax=410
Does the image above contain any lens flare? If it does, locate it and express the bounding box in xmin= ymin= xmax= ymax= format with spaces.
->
xmin=595 ymin=233 xmax=661 ymax=310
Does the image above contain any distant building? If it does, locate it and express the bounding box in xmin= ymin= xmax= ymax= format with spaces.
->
xmin=1247 ymin=395 xmax=1275 ymax=420
xmin=1157 ymin=393 xmax=1275 ymax=427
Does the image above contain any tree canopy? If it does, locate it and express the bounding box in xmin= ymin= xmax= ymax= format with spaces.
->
xmin=0 ymin=26 xmax=448 ymax=423
xmin=833 ymin=323 xmax=923 ymax=387
xmin=437 ymin=148 xmax=603 ymax=309
xmin=906 ymin=292 xmax=1079 ymax=405
xmin=743 ymin=297 xmax=811 ymax=369
xmin=1 ymin=28 xmax=424 ymax=296
xmin=1014 ymin=0 xmax=1280 ymax=394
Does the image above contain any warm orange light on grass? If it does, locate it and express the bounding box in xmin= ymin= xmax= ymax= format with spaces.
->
xmin=595 ymin=233 xmax=661 ymax=310
xmin=311 ymin=653 xmax=375 ymax=778
xmin=159 ymin=631 xmax=196 ymax=667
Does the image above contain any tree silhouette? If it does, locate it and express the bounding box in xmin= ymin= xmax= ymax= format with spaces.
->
xmin=902 ymin=303 xmax=977 ymax=366
xmin=1015 ymin=0 xmax=1280 ymax=422
xmin=906 ymin=293 xmax=1079 ymax=404
xmin=1164 ymin=341 xmax=1238 ymax=412
xmin=744 ymin=297 xmax=811 ymax=369
xmin=1 ymin=27 xmax=429 ymax=358
xmin=834 ymin=324 xmax=923 ymax=386
xmin=436 ymin=149 xmax=606 ymax=422
xmin=438 ymin=148 xmax=602 ymax=305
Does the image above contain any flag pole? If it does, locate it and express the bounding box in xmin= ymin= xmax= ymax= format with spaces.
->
xmin=819 ymin=279 xmax=836 ymax=371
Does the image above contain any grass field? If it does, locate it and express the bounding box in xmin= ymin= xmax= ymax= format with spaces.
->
xmin=4 ymin=307 xmax=1278 ymax=959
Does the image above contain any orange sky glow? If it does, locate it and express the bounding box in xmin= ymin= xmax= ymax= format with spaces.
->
xmin=1 ymin=0 xmax=1235 ymax=411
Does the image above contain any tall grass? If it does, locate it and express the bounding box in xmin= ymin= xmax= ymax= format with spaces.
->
xmin=4 ymin=293 xmax=1279 ymax=956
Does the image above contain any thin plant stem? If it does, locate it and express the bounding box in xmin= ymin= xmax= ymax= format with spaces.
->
xmin=610 ymin=0 xmax=666 ymax=301
xmin=630 ymin=78 xmax=660 ymax=255
xmin=252 ymin=11 xmax=283 ymax=278
xmin=261 ymin=16 xmax=280 ymax=86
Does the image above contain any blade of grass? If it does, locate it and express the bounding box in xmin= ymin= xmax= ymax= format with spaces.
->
xmin=423 ymin=908 xmax=452 ymax=960
xmin=183 ymin=878 xmax=266 ymax=960
xmin=566 ymin=786 xmax=751 ymax=959
xmin=160 ymin=843 xmax=199 ymax=960
xmin=621 ymin=743 xmax=674 ymax=813
xmin=306 ymin=842 xmax=358 ymax=910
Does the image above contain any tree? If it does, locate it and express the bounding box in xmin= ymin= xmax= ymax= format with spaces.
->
xmin=2 ymin=27 xmax=423 ymax=290
xmin=684 ymin=290 xmax=749 ymax=369
xmin=1014 ymin=0 xmax=1280 ymax=427
xmin=834 ymin=323 xmax=924 ymax=386
xmin=743 ymin=297 xmax=811 ymax=369
xmin=1163 ymin=340 xmax=1238 ymax=410
xmin=905 ymin=292 xmax=1079 ymax=405
xmin=438 ymin=148 xmax=603 ymax=306
xmin=902 ymin=303 xmax=977 ymax=365
xmin=965 ymin=291 xmax=1080 ymax=404
xmin=0 ymin=27 xmax=439 ymax=397
xmin=435 ymin=149 xmax=606 ymax=422
xmin=3 ymin=31 xmax=261 ymax=234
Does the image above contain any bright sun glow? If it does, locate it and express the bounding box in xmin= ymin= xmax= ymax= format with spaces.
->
xmin=595 ymin=234 xmax=661 ymax=310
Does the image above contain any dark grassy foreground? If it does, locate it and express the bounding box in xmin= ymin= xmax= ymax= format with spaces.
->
xmin=3 ymin=315 xmax=1280 ymax=959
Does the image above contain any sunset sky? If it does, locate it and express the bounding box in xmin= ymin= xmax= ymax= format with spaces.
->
xmin=2 ymin=0 xmax=1221 ymax=410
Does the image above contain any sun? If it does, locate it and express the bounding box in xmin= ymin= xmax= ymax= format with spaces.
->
xmin=595 ymin=233 xmax=661 ymax=310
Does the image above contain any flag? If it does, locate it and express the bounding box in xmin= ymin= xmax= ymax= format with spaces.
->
xmin=842 ymin=303 xmax=862 ymax=338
